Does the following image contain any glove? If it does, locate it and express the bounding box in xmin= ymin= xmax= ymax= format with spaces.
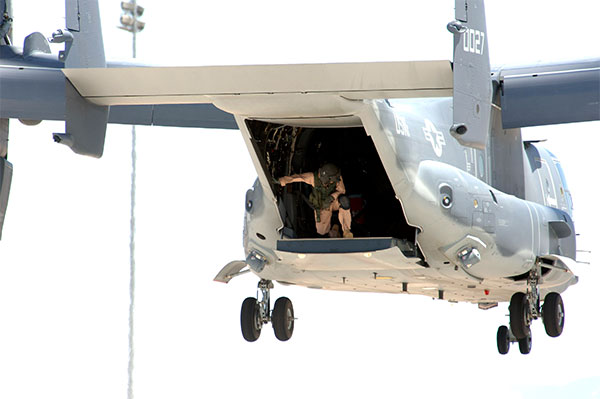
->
xmin=338 ymin=194 xmax=350 ymax=210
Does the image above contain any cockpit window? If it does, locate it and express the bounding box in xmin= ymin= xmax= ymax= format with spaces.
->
xmin=554 ymin=161 xmax=570 ymax=191
xmin=554 ymin=160 xmax=573 ymax=211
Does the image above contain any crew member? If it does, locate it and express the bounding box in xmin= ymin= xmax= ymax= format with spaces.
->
xmin=278 ymin=163 xmax=353 ymax=238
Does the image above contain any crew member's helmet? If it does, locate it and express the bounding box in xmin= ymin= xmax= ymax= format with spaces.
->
xmin=318 ymin=163 xmax=341 ymax=185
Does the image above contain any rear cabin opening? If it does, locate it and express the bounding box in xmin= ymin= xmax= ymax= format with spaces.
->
xmin=245 ymin=120 xmax=419 ymax=254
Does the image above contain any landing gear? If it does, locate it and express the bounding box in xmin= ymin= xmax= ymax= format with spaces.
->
xmin=518 ymin=334 xmax=532 ymax=355
xmin=496 ymin=266 xmax=565 ymax=355
xmin=272 ymin=297 xmax=294 ymax=341
xmin=496 ymin=323 xmax=533 ymax=355
xmin=240 ymin=297 xmax=262 ymax=342
xmin=542 ymin=292 xmax=565 ymax=337
xmin=509 ymin=292 xmax=530 ymax=340
xmin=496 ymin=325 xmax=510 ymax=355
xmin=240 ymin=279 xmax=295 ymax=342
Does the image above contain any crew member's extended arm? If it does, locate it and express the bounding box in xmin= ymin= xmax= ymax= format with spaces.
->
xmin=278 ymin=172 xmax=315 ymax=187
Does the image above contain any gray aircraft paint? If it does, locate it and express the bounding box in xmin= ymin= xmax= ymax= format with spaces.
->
xmin=361 ymin=100 xmax=575 ymax=276
xmin=0 ymin=0 xmax=12 ymax=239
xmin=448 ymin=0 xmax=492 ymax=151
xmin=499 ymin=59 xmax=600 ymax=128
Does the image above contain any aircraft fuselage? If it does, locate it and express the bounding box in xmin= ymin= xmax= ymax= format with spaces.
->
xmin=238 ymin=97 xmax=577 ymax=306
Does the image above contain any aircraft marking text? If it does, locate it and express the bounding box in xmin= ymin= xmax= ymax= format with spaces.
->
xmin=394 ymin=114 xmax=410 ymax=137
xmin=463 ymin=28 xmax=485 ymax=55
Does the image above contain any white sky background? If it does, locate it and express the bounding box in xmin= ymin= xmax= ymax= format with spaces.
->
xmin=1 ymin=0 xmax=599 ymax=398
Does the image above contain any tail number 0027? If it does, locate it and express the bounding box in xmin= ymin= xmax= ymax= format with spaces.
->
xmin=463 ymin=28 xmax=485 ymax=55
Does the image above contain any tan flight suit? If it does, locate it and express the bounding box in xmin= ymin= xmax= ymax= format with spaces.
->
xmin=279 ymin=172 xmax=352 ymax=236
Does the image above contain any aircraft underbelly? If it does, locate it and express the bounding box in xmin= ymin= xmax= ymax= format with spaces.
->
xmin=256 ymin=248 xmax=575 ymax=303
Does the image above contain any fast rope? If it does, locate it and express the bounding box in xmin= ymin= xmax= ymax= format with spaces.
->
xmin=127 ymin=124 xmax=136 ymax=399
xmin=127 ymin=11 xmax=139 ymax=398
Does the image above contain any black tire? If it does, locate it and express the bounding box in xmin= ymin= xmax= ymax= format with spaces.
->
xmin=542 ymin=292 xmax=565 ymax=337
xmin=518 ymin=334 xmax=532 ymax=355
xmin=272 ymin=297 xmax=294 ymax=341
xmin=496 ymin=325 xmax=510 ymax=355
xmin=241 ymin=297 xmax=261 ymax=342
xmin=509 ymin=292 xmax=529 ymax=340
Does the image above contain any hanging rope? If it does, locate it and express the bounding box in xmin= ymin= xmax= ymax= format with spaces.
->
xmin=128 ymin=15 xmax=138 ymax=399
xmin=127 ymin=124 xmax=137 ymax=399
xmin=123 ymin=4 xmax=142 ymax=397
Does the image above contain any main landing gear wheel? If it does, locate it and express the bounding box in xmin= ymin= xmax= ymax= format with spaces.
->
xmin=542 ymin=292 xmax=565 ymax=337
xmin=272 ymin=297 xmax=294 ymax=341
xmin=496 ymin=325 xmax=510 ymax=355
xmin=509 ymin=292 xmax=530 ymax=340
xmin=241 ymin=297 xmax=261 ymax=342
xmin=239 ymin=279 xmax=295 ymax=342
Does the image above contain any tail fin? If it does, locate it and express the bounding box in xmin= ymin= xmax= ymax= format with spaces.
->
xmin=52 ymin=0 xmax=108 ymax=157
xmin=63 ymin=0 xmax=106 ymax=68
xmin=0 ymin=1 xmax=13 ymax=239
xmin=0 ymin=0 xmax=12 ymax=45
xmin=447 ymin=0 xmax=492 ymax=150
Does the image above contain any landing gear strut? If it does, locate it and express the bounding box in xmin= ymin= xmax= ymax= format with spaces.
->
xmin=240 ymin=279 xmax=295 ymax=342
xmin=496 ymin=266 xmax=565 ymax=355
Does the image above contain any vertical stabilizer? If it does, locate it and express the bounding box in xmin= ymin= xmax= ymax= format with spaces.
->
xmin=0 ymin=0 xmax=13 ymax=240
xmin=52 ymin=0 xmax=108 ymax=158
xmin=0 ymin=0 xmax=11 ymax=45
xmin=63 ymin=0 xmax=106 ymax=68
xmin=447 ymin=0 xmax=492 ymax=150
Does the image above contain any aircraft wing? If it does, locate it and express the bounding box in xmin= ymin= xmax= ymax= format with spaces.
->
xmin=495 ymin=58 xmax=600 ymax=129
xmin=0 ymin=62 xmax=237 ymax=129
xmin=1 ymin=58 xmax=452 ymax=157
xmin=63 ymin=60 xmax=454 ymax=111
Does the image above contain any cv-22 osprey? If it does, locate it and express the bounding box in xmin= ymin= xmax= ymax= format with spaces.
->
xmin=0 ymin=0 xmax=598 ymax=354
